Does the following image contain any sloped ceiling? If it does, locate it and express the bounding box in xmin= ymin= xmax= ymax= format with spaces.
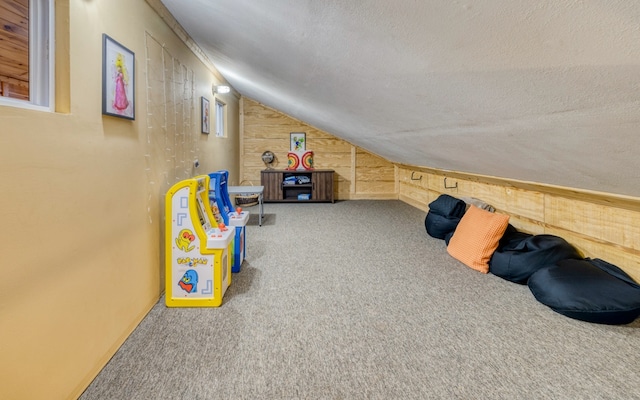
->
xmin=159 ymin=0 xmax=640 ymax=197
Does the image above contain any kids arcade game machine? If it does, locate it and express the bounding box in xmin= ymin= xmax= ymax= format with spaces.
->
xmin=208 ymin=170 xmax=249 ymax=273
xmin=165 ymin=175 xmax=234 ymax=307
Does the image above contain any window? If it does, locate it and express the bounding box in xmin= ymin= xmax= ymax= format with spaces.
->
xmin=0 ymin=0 xmax=54 ymax=110
xmin=215 ymin=99 xmax=225 ymax=137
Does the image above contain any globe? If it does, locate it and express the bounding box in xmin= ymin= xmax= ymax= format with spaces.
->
xmin=261 ymin=150 xmax=275 ymax=169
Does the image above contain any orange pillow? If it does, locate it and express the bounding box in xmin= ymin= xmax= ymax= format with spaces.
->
xmin=447 ymin=205 xmax=510 ymax=273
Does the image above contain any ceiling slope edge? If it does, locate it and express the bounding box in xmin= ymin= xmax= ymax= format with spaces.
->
xmin=145 ymin=0 xmax=236 ymax=96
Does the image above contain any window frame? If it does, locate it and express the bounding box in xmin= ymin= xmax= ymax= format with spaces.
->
xmin=215 ymin=99 xmax=226 ymax=138
xmin=0 ymin=0 xmax=55 ymax=111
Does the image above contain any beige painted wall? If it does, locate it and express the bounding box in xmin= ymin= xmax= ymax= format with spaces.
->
xmin=0 ymin=1 xmax=239 ymax=399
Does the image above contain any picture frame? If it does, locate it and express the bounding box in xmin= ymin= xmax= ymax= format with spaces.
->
xmin=102 ymin=34 xmax=135 ymax=120
xmin=201 ymin=97 xmax=210 ymax=134
xmin=290 ymin=132 xmax=306 ymax=151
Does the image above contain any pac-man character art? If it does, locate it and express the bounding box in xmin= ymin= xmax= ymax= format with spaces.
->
xmin=178 ymin=269 xmax=198 ymax=293
xmin=175 ymin=229 xmax=196 ymax=252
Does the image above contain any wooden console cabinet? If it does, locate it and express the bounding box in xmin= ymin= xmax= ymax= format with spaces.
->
xmin=261 ymin=169 xmax=334 ymax=203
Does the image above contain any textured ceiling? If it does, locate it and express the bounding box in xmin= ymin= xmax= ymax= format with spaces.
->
xmin=159 ymin=0 xmax=640 ymax=197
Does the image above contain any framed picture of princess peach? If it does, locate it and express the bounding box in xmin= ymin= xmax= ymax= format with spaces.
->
xmin=201 ymin=97 xmax=210 ymax=134
xmin=102 ymin=34 xmax=135 ymax=120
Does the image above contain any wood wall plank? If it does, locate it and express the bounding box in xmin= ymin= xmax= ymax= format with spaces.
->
xmin=0 ymin=16 xmax=28 ymax=39
xmin=0 ymin=0 xmax=28 ymax=99
xmin=399 ymin=163 xmax=640 ymax=212
xmin=399 ymin=194 xmax=429 ymax=213
xmin=0 ymin=34 xmax=28 ymax=59
xmin=356 ymin=181 xmax=396 ymax=194
xmin=398 ymin=168 xmax=429 ymax=190
xmin=0 ymin=0 xmax=28 ymax=20
xmin=0 ymin=55 xmax=28 ymax=78
xmin=399 ymin=166 xmax=640 ymax=279
xmin=241 ymin=98 xmax=396 ymax=200
xmin=545 ymin=196 xmax=640 ymax=251
xmin=399 ymin=181 xmax=428 ymax=206
xmin=241 ymin=97 xmax=640 ymax=279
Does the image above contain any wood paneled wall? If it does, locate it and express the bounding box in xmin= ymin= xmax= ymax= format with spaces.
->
xmin=0 ymin=0 xmax=29 ymax=100
xmin=240 ymin=97 xmax=640 ymax=281
xmin=240 ymin=98 xmax=396 ymax=200
xmin=398 ymin=165 xmax=640 ymax=282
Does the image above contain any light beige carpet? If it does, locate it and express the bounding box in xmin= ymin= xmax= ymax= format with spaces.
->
xmin=80 ymin=200 xmax=640 ymax=400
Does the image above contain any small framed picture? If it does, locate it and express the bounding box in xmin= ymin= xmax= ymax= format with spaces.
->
xmin=102 ymin=34 xmax=135 ymax=120
xmin=290 ymin=132 xmax=306 ymax=151
xmin=201 ymin=97 xmax=210 ymax=134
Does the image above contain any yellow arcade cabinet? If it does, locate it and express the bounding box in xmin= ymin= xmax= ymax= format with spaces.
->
xmin=165 ymin=175 xmax=234 ymax=307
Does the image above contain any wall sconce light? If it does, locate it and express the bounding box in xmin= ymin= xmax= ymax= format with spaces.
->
xmin=213 ymin=84 xmax=230 ymax=94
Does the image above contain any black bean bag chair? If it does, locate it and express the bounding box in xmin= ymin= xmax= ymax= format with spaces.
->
xmin=496 ymin=224 xmax=532 ymax=249
xmin=425 ymin=212 xmax=462 ymax=240
xmin=428 ymin=194 xmax=466 ymax=218
xmin=489 ymin=234 xmax=581 ymax=284
xmin=424 ymin=194 xmax=466 ymax=240
xmin=444 ymin=229 xmax=455 ymax=245
xmin=528 ymin=258 xmax=640 ymax=325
